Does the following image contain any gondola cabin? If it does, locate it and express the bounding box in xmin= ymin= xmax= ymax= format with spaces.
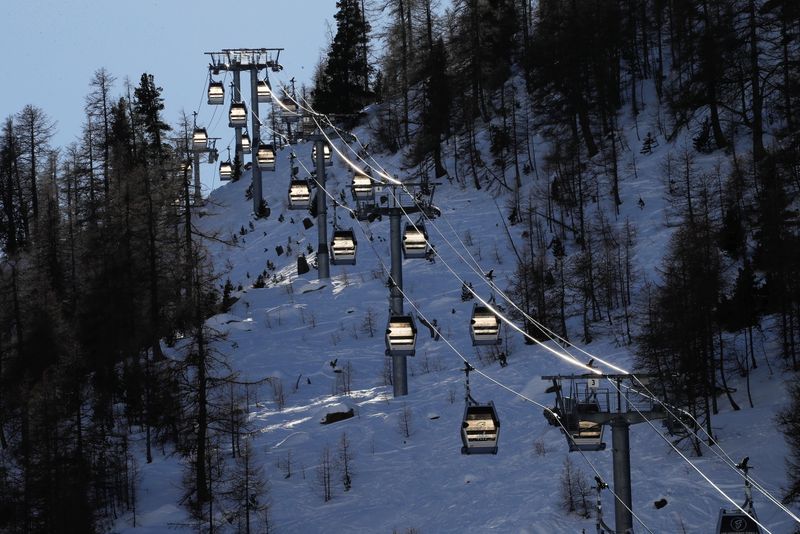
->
xmin=301 ymin=115 xmax=316 ymax=138
xmin=280 ymin=97 xmax=299 ymax=122
xmin=288 ymin=180 xmax=311 ymax=210
xmin=241 ymin=132 xmax=251 ymax=154
xmin=229 ymin=102 xmax=248 ymax=128
xmin=311 ymin=143 xmax=333 ymax=167
xmin=351 ymin=170 xmax=374 ymax=201
xmin=191 ymin=128 xmax=208 ymax=151
xmin=256 ymin=144 xmax=276 ymax=171
xmin=385 ymin=315 xmax=417 ymax=357
xmin=256 ymin=80 xmax=272 ymax=103
xmin=219 ymin=160 xmax=233 ymax=181
xmin=461 ymin=402 xmax=500 ymax=454
xmin=716 ymin=510 xmax=760 ymax=534
xmin=402 ymin=223 xmax=429 ymax=259
xmin=562 ymin=396 xmax=606 ymax=452
xmin=207 ymin=81 xmax=224 ymax=105
xmin=207 ymin=148 xmax=218 ymax=164
xmin=470 ymin=304 xmax=501 ymax=346
xmin=330 ymin=229 xmax=357 ymax=265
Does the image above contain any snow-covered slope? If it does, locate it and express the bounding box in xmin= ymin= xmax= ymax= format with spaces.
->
xmin=116 ymin=106 xmax=798 ymax=534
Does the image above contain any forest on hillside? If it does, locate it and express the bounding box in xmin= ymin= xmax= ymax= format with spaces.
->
xmin=1 ymin=0 xmax=800 ymax=531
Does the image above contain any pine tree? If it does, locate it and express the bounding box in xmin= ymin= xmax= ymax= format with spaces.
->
xmin=313 ymin=0 xmax=373 ymax=115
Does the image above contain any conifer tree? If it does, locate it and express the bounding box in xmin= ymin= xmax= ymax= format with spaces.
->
xmin=313 ymin=0 xmax=373 ymax=115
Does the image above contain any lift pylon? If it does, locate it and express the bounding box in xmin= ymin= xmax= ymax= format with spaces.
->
xmin=542 ymin=374 xmax=666 ymax=534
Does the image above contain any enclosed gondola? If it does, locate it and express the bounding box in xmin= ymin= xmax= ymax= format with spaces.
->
xmin=402 ymin=222 xmax=429 ymax=259
xmin=330 ymin=229 xmax=357 ymax=265
xmin=351 ymin=169 xmax=374 ymax=201
xmin=311 ymin=142 xmax=333 ymax=167
xmin=192 ymin=128 xmax=208 ymax=151
xmin=207 ymin=81 xmax=224 ymax=105
xmin=385 ymin=315 xmax=417 ymax=357
xmin=256 ymin=79 xmax=272 ymax=103
xmin=288 ymin=179 xmax=312 ymax=210
xmin=461 ymin=403 xmax=500 ymax=454
xmin=544 ymin=378 xmax=607 ymax=452
xmin=207 ymin=148 xmax=218 ymax=164
xmin=219 ymin=159 xmax=233 ymax=181
xmin=470 ymin=304 xmax=501 ymax=346
xmin=229 ymin=101 xmax=248 ymax=128
xmin=301 ymin=114 xmax=316 ymax=138
xmin=280 ymin=97 xmax=299 ymax=122
xmin=459 ymin=364 xmax=500 ymax=454
xmin=256 ymin=143 xmax=276 ymax=171
xmin=241 ymin=131 xmax=251 ymax=154
xmin=564 ymin=397 xmax=605 ymax=451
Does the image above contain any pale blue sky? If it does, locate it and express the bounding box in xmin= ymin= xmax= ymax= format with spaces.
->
xmin=3 ymin=0 xmax=339 ymax=155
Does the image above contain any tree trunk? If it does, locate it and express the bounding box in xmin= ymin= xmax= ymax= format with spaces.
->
xmin=748 ymin=0 xmax=764 ymax=161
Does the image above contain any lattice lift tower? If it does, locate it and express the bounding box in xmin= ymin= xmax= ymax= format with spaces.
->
xmin=205 ymin=48 xmax=283 ymax=215
xmin=542 ymin=373 xmax=667 ymax=534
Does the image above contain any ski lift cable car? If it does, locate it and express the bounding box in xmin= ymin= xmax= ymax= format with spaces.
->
xmin=470 ymin=301 xmax=501 ymax=346
xmin=564 ymin=379 xmax=606 ymax=452
xmin=288 ymin=179 xmax=312 ymax=210
xmin=280 ymin=95 xmax=299 ymax=122
xmin=385 ymin=314 xmax=417 ymax=357
xmin=256 ymin=142 xmax=276 ymax=171
xmin=207 ymin=77 xmax=225 ymax=106
xmin=219 ymin=162 xmax=232 ymax=181
xmin=241 ymin=130 xmax=251 ymax=154
xmin=330 ymin=205 xmax=357 ymax=265
xmin=330 ymin=229 xmax=357 ymax=265
xmin=545 ymin=378 xmax=606 ymax=452
xmin=301 ymin=114 xmax=317 ymax=138
xmin=460 ymin=363 xmax=500 ymax=455
xmin=257 ymin=78 xmax=272 ymax=103
xmin=402 ymin=219 xmax=429 ymax=259
xmin=192 ymin=127 xmax=209 ymax=151
xmin=351 ymin=169 xmax=374 ymax=202
xmin=229 ymin=101 xmax=248 ymax=128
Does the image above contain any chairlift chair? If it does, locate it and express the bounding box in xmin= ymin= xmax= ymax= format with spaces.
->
xmin=256 ymin=143 xmax=276 ymax=171
xmin=191 ymin=128 xmax=208 ymax=151
xmin=241 ymin=131 xmax=251 ymax=154
xmin=385 ymin=314 xmax=417 ymax=357
xmin=461 ymin=402 xmax=500 ymax=454
xmin=207 ymin=81 xmax=224 ymax=105
xmin=256 ymin=80 xmax=272 ymax=103
xmin=330 ymin=229 xmax=357 ymax=265
xmin=311 ymin=143 xmax=333 ymax=167
xmin=470 ymin=304 xmax=501 ymax=346
xmin=288 ymin=179 xmax=312 ymax=210
xmin=351 ymin=170 xmax=374 ymax=201
xmin=219 ymin=160 xmax=233 ymax=181
xmin=402 ymin=222 xmax=429 ymax=259
xmin=229 ymin=101 xmax=248 ymax=128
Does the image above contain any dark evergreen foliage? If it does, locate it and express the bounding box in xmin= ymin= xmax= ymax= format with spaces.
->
xmin=312 ymin=0 xmax=373 ymax=115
